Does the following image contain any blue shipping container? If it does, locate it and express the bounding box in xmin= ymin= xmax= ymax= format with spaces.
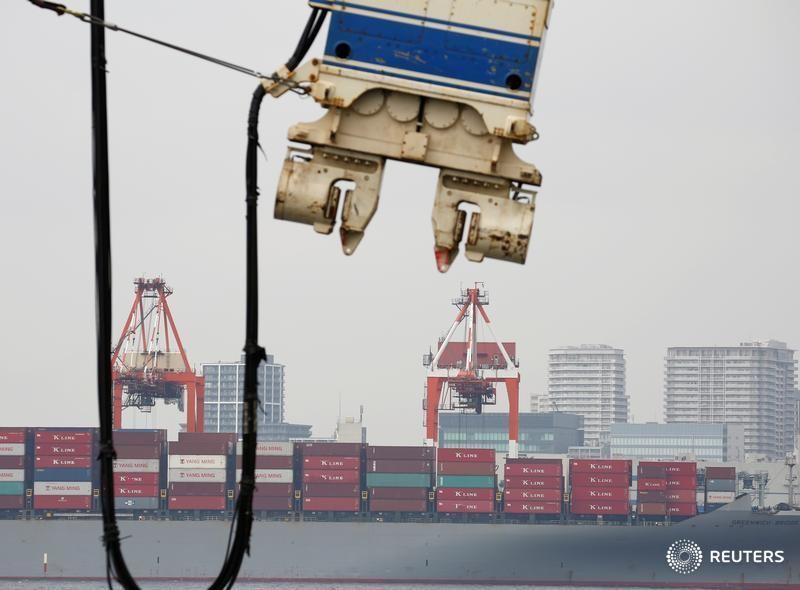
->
xmin=34 ymin=468 xmax=92 ymax=481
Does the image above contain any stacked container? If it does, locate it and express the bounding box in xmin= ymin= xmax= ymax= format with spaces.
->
xmin=665 ymin=462 xmax=697 ymax=518
xmin=33 ymin=428 xmax=96 ymax=511
xmin=436 ymin=448 xmax=496 ymax=513
xmin=236 ymin=441 xmax=295 ymax=512
xmin=0 ymin=428 xmax=27 ymax=511
xmin=569 ymin=459 xmax=631 ymax=518
xmin=113 ymin=429 xmax=166 ymax=512
xmin=636 ymin=461 xmax=667 ymax=518
xmin=705 ymin=466 xmax=736 ymax=511
xmin=366 ymin=446 xmax=434 ymax=513
xmin=503 ymin=458 xmax=563 ymax=517
xmin=301 ymin=442 xmax=362 ymax=512
xmin=168 ymin=432 xmax=234 ymax=511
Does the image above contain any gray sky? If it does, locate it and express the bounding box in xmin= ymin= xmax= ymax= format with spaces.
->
xmin=1 ymin=1 xmax=798 ymax=443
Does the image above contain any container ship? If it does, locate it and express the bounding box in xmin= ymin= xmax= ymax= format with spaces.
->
xmin=1 ymin=427 xmax=799 ymax=587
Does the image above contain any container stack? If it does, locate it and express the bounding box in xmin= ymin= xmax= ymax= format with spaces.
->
xmin=503 ymin=458 xmax=563 ymax=516
xmin=301 ymin=442 xmax=362 ymax=512
xmin=636 ymin=461 xmax=667 ymax=518
xmin=168 ymin=432 xmax=234 ymax=511
xmin=569 ymin=459 xmax=631 ymax=517
xmin=705 ymin=466 xmax=736 ymax=511
xmin=33 ymin=428 xmax=96 ymax=511
xmin=665 ymin=462 xmax=697 ymax=518
xmin=236 ymin=441 xmax=295 ymax=512
xmin=436 ymin=448 xmax=496 ymax=513
xmin=0 ymin=428 xmax=27 ymax=511
xmin=366 ymin=446 xmax=434 ymax=513
xmin=113 ymin=429 xmax=166 ymax=511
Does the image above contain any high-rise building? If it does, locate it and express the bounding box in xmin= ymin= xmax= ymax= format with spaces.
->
xmin=545 ymin=345 xmax=628 ymax=448
xmin=664 ymin=341 xmax=797 ymax=460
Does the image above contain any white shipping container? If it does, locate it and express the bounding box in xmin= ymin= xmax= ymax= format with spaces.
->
xmin=114 ymin=459 xmax=160 ymax=473
xmin=0 ymin=444 xmax=25 ymax=456
xmin=34 ymin=481 xmax=93 ymax=496
xmin=235 ymin=469 xmax=294 ymax=483
xmin=168 ymin=468 xmax=227 ymax=483
xmin=706 ymin=491 xmax=736 ymax=504
xmin=235 ymin=441 xmax=293 ymax=456
xmin=0 ymin=470 xmax=24 ymax=482
xmin=168 ymin=455 xmax=226 ymax=469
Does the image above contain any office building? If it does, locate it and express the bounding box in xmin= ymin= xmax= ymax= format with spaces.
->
xmin=610 ymin=422 xmax=745 ymax=462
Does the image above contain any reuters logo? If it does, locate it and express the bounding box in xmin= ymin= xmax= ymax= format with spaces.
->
xmin=666 ymin=539 xmax=703 ymax=574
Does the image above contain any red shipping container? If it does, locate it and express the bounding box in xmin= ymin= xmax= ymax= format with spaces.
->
xmin=637 ymin=464 xmax=666 ymax=478
xmin=369 ymin=487 xmax=429 ymax=500
xmin=437 ymin=487 xmax=494 ymax=501
xmin=571 ymin=487 xmax=628 ymax=502
xmin=504 ymin=488 xmax=562 ymax=502
xmin=667 ymin=502 xmax=697 ymax=516
xmin=637 ymin=490 xmax=666 ymax=502
xmin=437 ymin=448 xmax=494 ymax=463
xmin=35 ymin=431 xmax=94 ymax=443
xmin=570 ymin=473 xmax=629 ymax=488
xmin=367 ymin=459 xmax=433 ymax=474
xmin=504 ymin=501 xmax=561 ymax=514
xmin=35 ymin=443 xmax=92 ymax=456
xmin=253 ymin=496 xmax=293 ymax=511
xmin=706 ymin=467 xmax=735 ymax=479
xmin=370 ymin=498 xmax=428 ymax=512
xmin=437 ymin=500 xmax=494 ymax=513
xmin=663 ymin=462 xmax=696 ymax=476
xmin=301 ymin=442 xmax=362 ymax=457
xmin=505 ymin=463 xmax=562 ymax=477
xmin=570 ymin=459 xmax=631 ymax=475
xmin=169 ymin=482 xmax=226 ymax=496
xmin=637 ymin=502 xmax=666 ymax=516
xmin=0 ymin=456 xmax=25 ymax=469
xmin=506 ymin=457 xmax=563 ymax=465
xmin=113 ymin=431 xmax=165 ymax=444
xmin=115 ymin=484 xmax=159 ymax=497
xmin=169 ymin=496 xmax=226 ymax=510
xmin=367 ymin=446 xmax=434 ymax=461
xmin=437 ymin=462 xmax=494 ymax=476
xmin=504 ymin=476 xmax=562 ymax=489
xmin=637 ymin=478 xmax=667 ymax=490
xmin=115 ymin=445 xmax=162 ymax=460
xmin=0 ymin=496 xmax=25 ymax=509
xmin=666 ymin=476 xmax=696 ymax=490
xmin=254 ymin=483 xmax=294 ymax=497
xmin=34 ymin=496 xmax=92 ymax=510
xmin=168 ymin=440 xmax=229 ymax=455
xmin=302 ymin=483 xmax=360 ymax=497
xmin=35 ymin=455 xmax=92 ymax=469
xmin=303 ymin=497 xmax=360 ymax=511
xmin=570 ymin=500 xmax=629 ymax=515
xmin=302 ymin=470 xmax=359 ymax=484
xmin=665 ymin=490 xmax=695 ymax=503
xmin=303 ymin=456 xmax=361 ymax=470
xmin=0 ymin=431 xmax=25 ymax=444
xmin=236 ymin=455 xmax=294 ymax=469
xmin=115 ymin=473 xmax=159 ymax=486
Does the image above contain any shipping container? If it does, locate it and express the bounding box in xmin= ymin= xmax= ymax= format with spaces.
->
xmin=571 ymin=487 xmax=628 ymax=502
xmin=636 ymin=464 xmax=666 ymax=478
xmin=235 ymin=469 xmax=293 ymax=483
xmin=706 ymin=491 xmax=736 ymax=504
xmin=0 ymin=430 xmax=26 ymax=444
xmin=437 ymin=475 xmax=495 ymax=489
xmin=637 ymin=502 xmax=666 ymax=516
xmin=113 ymin=430 xmax=165 ymax=445
xmin=303 ymin=456 xmax=361 ymax=470
xmin=169 ymin=496 xmax=226 ymax=510
xmin=35 ymin=456 xmax=92 ymax=469
xmin=369 ymin=487 xmax=429 ymax=500
xmin=367 ymin=459 xmax=433 ymax=474
xmin=570 ymin=473 xmax=629 ymax=488
xmin=115 ymin=497 xmax=160 ymax=510
xmin=236 ymin=441 xmax=294 ymax=456
xmin=34 ymin=496 xmax=92 ymax=510
xmin=169 ymin=482 xmax=227 ymax=496
xmin=34 ymin=468 xmax=92 ymax=482
xmin=114 ymin=459 xmax=160 ymax=473
xmin=235 ymin=455 xmax=293 ymax=469
xmin=0 ymin=496 xmax=25 ymax=509
xmin=504 ymin=463 xmax=562 ymax=477
xmin=636 ymin=490 xmax=667 ymax=502
xmin=0 ymin=482 xmax=25 ymax=495
xmin=663 ymin=462 xmax=696 ymax=476
xmin=570 ymin=500 xmax=629 ymax=515
xmin=34 ymin=443 xmax=93 ymax=456
xmin=665 ymin=490 xmax=695 ymax=503
xmin=436 ymin=487 xmax=494 ymax=501
xmin=366 ymin=473 xmax=432 ymax=488
xmin=168 ymin=469 xmax=226 ymax=483
xmin=168 ymin=455 xmax=227 ymax=469
xmin=437 ymin=462 xmax=494 ymax=476
xmin=33 ymin=481 xmax=93 ymax=496
xmin=0 ymin=470 xmax=24 ymax=483
xmin=35 ymin=430 xmax=94 ymax=443
xmin=302 ymin=483 xmax=360 ymax=497
xmin=303 ymin=497 xmax=360 ymax=511
xmin=367 ymin=446 xmax=434 ymax=461
xmin=504 ymin=476 xmax=562 ymax=490
xmin=303 ymin=470 xmax=359 ymax=484
xmin=0 ymin=444 xmax=25 ymax=456
xmin=115 ymin=472 xmax=159 ymax=486
xmin=178 ymin=432 xmax=236 ymax=443
xmin=253 ymin=483 xmax=294 ymax=497
xmin=168 ymin=440 xmax=230 ymax=455
xmin=666 ymin=475 xmax=697 ymax=490
xmin=253 ymin=496 xmax=293 ymax=511
xmin=504 ymin=501 xmax=561 ymax=514
xmin=115 ymin=445 xmax=162 ymax=460
xmin=706 ymin=466 xmax=735 ymax=479
xmin=370 ymin=498 xmax=428 ymax=512
xmin=706 ymin=478 xmax=736 ymax=492
xmin=300 ymin=442 xmax=362 ymax=457
xmin=504 ymin=488 xmax=562 ymax=502
xmin=570 ymin=460 xmax=631 ymax=475
xmin=436 ymin=500 xmax=494 ymax=513
xmin=0 ymin=456 xmax=25 ymax=469
xmin=667 ymin=502 xmax=697 ymax=516
xmin=506 ymin=457 xmax=563 ymax=465
xmin=637 ymin=478 xmax=667 ymax=490
xmin=114 ymin=484 xmax=159 ymax=497
xmin=436 ymin=448 xmax=494 ymax=463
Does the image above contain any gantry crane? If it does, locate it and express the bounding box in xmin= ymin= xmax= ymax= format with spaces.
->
xmin=111 ymin=277 xmax=204 ymax=431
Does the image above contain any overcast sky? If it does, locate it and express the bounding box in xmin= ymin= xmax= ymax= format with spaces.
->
xmin=1 ymin=1 xmax=798 ymax=443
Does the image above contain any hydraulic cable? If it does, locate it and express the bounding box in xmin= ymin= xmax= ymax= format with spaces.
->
xmin=35 ymin=0 xmax=328 ymax=587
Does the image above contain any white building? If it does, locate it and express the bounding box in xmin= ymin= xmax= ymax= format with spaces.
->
xmin=545 ymin=345 xmax=628 ymax=449
xmin=664 ymin=341 xmax=797 ymax=461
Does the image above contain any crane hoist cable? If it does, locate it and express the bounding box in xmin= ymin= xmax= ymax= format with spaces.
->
xmin=29 ymin=1 xmax=327 ymax=588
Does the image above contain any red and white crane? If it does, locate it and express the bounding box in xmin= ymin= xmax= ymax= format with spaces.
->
xmin=423 ymin=283 xmax=521 ymax=457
